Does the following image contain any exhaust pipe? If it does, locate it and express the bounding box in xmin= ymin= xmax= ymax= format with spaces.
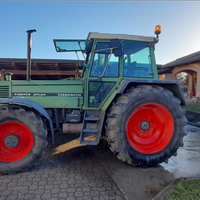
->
xmin=26 ymin=29 xmax=36 ymax=81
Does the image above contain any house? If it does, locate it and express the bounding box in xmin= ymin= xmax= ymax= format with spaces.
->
xmin=158 ymin=51 xmax=200 ymax=97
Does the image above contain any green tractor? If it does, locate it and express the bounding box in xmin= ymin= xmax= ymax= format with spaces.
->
xmin=0 ymin=26 xmax=187 ymax=174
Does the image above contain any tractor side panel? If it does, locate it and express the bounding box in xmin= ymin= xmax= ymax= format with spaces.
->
xmin=10 ymin=80 xmax=84 ymax=108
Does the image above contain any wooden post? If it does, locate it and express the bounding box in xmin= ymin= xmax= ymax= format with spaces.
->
xmin=1 ymin=69 xmax=5 ymax=81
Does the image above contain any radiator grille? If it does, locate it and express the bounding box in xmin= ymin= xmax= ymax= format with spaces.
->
xmin=0 ymin=86 xmax=10 ymax=98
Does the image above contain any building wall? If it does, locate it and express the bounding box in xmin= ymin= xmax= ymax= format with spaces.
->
xmin=162 ymin=62 xmax=200 ymax=97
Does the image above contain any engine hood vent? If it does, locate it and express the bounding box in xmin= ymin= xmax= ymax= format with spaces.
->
xmin=0 ymin=86 xmax=10 ymax=98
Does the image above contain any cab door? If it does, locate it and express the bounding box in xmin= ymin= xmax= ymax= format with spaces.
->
xmin=85 ymin=41 xmax=122 ymax=109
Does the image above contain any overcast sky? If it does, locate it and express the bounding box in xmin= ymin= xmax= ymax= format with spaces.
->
xmin=0 ymin=1 xmax=200 ymax=65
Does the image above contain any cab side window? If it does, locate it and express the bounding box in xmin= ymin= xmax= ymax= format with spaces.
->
xmin=123 ymin=41 xmax=153 ymax=78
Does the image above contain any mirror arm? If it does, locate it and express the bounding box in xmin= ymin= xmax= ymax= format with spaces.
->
xmin=94 ymin=47 xmax=118 ymax=53
xmin=98 ymin=49 xmax=113 ymax=79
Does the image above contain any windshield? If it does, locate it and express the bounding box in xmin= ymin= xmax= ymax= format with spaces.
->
xmin=54 ymin=40 xmax=92 ymax=52
xmin=90 ymin=42 xmax=119 ymax=77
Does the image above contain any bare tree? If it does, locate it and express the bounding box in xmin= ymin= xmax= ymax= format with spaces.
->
xmin=177 ymin=72 xmax=189 ymax=85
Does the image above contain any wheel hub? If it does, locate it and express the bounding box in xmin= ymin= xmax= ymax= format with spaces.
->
xmin=140 ymin=121 xmax=150 ymax=131
xmin=4 ymin=135 xmax=19 ymax=148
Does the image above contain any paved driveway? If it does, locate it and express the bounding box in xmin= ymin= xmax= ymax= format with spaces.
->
xmin=0 ymin=134 xmax=127 ymax=200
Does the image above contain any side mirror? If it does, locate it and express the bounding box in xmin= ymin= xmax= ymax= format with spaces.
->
xmin=110 ymin=39 xmax=123 ymax=57
xmin=85 ymin=41 xmax=92 ymax=55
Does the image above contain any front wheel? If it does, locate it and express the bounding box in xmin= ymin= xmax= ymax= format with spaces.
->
xmin=0 ymin=105 xmax=48 ymax=174
xmin=106 ymin=85 xmax=186 ymax=167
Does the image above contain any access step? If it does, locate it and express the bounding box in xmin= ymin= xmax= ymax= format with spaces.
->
xmin=84 ymin=117 xmax=100 ymax=121
xmin=82 ymin=128 xmax=99 ymax=134
xmin=81 ymin=128 xmax=99 ymax=145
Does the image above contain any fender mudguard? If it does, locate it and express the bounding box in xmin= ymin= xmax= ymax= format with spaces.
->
xmin=0 ymin=97 xmax=54 ymax=144
xmin=117 ymin=79 xmax=188 ymax=106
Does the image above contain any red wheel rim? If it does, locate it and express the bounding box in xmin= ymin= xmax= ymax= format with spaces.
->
xmin=126 ymin=103 xmax=174 ymax=154
xmin=0 ymin=122 xmax=34 ymax=162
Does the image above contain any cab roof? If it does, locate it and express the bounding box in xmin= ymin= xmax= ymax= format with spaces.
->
xmin=87 ymin=32 xmax=155 ymax=43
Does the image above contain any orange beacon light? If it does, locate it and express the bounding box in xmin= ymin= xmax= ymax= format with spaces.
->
xmin=155 ymin=25 xmax=161 ymax=35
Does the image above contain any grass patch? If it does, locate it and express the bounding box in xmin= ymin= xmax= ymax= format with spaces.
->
xmin=163 ymin=178 xmax=200 ymax=200
xmin=184 ymin=104 xmax=200 ymax=113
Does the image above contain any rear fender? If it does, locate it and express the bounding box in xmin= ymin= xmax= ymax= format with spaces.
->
xmin=0 ymin=97 xmax=55 ymax=144
xmin=117 ymin=79 xmax=188 ymax=106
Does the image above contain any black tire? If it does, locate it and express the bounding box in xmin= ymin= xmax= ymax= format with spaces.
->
xmin=0 ymin=105 xmax=48 ymax=174
xmin=106 ymin=85 xmax=186 ymax=167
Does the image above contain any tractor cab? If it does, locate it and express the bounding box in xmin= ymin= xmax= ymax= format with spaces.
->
xmin=54 ymin=32 xmax=159 ymax=81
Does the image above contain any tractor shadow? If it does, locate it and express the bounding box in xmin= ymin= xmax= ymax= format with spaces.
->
xmin=31 ymin=133 xmax=110 ymax=174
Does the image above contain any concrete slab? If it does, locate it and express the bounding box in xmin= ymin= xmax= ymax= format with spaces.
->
xmin=94 ymin=124 xmax=200 ymax=200
xmin=161 ymin=125 xmax=200 ymax=178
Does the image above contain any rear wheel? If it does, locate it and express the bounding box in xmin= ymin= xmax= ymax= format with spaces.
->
xmin=106 ymin=85 xmax=186 ymax=167
xmin=0 ymin=105 xmax=48 ymax=174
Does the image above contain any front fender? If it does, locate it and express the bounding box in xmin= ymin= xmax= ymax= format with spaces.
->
xmin=0 ymin=97 xmax=54 ymax=144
